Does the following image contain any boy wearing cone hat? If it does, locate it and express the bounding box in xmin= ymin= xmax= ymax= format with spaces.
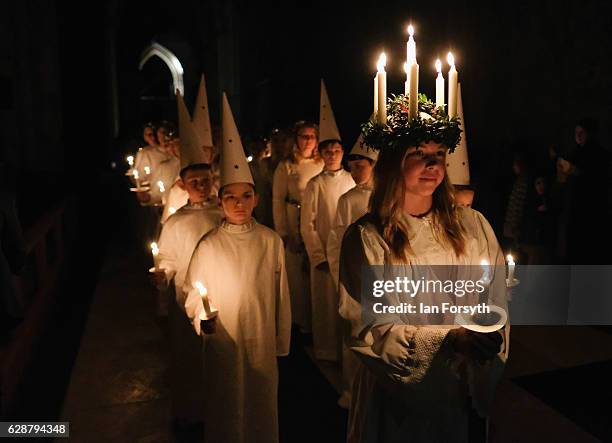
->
xmin=301 ymin=80 xmax=355 ymax=361
xmin=183 ymin=93 xmax=291 ymax=443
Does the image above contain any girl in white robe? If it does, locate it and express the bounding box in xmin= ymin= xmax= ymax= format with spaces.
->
xmin=339 ymin=142 xmax=509 ymax=443
xmin=272 ymin=122 xmax=323 ymax=332
xmin=301 ymin=141 xmax=354 ymax=361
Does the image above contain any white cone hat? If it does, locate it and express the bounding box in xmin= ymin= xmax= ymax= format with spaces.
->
xmin=349 ymin=133 xmax=378 ymax=162
xmin=446 ymin=83 xmax=470 ymax=186
xmin=192 ymin=74 xmax=213 ymax=148
xmin=177 ymin=90 xmax=207 ymax=171
xmin=319 ymin=79 xmax=341 ymax=143
xmin=220 ymin=93 xmax=254 ymax=188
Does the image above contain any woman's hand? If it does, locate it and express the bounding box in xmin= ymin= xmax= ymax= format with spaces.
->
xmin=449 ymin=327 xmax=503 ymax=363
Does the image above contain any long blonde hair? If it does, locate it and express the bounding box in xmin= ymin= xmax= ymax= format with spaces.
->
xmin=369 ymin=146 xmax=467 ymax=263
xmin=288 ymin=121 xmax=322 ymax=164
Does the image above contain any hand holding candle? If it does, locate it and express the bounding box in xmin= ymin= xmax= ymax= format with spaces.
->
xmin=133 ymin=169 xmax=141 ymax=190
xmin=195 ymin=281 xmax=217 ymax=326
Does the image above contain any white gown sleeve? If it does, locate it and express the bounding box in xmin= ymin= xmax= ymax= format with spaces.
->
xmin=157 ymin=218 xmax=178 ymax=284
xmin=275 ymin=239 xmax=292 ymax=356
xmin=300 ymin=179 xmax=326 ymax=266
xmin=326 ymin=194 xmax=349 ymax=290
xmin=272 ymin=162 xmax=289 ymax=238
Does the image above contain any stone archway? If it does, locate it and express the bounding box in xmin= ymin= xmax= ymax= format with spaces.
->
xmin=139 ymin=41 xmax=184 ymax=95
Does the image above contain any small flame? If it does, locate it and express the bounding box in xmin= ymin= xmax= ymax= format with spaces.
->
xmin=507 ymin=254 xmax=515 ymax=265
xmin=435 ymin=59 xmax=442 ymax=73
xmin=247 ymin=155 xmax=253 ymax=163
xmin=195 ymin=281 xmax=207 ymax=296
xmin=408 ymin=24 xmax=414 ymax=37
xmin=127 ymin=155 xmax=134 ymax=166
xmin=169 ymin=207 xmax=176 ymax=215
xmin=157 ymin=180 xmax=165 ymax=193
xmin=144 ymin=166 xmax=151 ymax=175
xmin=133 ymin=169 xmax=139 ymax=180
xmin=447 ymin=52 xmax=455 ymax=67
xmin=150 ymin=242 xmax=159 ymax=256
xmin=377 ymin=52 xmax=387 ymax=72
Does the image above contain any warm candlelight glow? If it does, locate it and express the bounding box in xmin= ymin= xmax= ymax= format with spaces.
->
xmin=447 ymin=52 xmax=455 ymax=67
xmin=195 ymin=281 xmax=213 ymax=316
xmin=480 ymin=259 xmax=489 ymax=267
xmin=157 ymin=180 xmax=165 ymax=193
xmin=144 ymin=166 xmax=151 ymax=175
xmin=195 ymin=281 xmax=207 ymax=296
xmin=404 ymin=62 xmax=409 ymax=74
xmin=169 ymin=207 xmax=176 ymax=215
xmin=377 ymin=52 xmax=387 ymax=73
xmin=435 ymin=59 xmax=442 ymax=73
xmin=507 ymin=254 xmax=515 ymax=266
xmin=247 ymin=155 xmax=253 ymax=163
xmin=150 ymin=242 xmax=159 ymax=257
xmin=408 ymin=24 xmax=414 ymax=37
xmin=127 ymin=155 xmax=134 ymax=166
xmin=133 ymin=169 xmax=139 ymax=180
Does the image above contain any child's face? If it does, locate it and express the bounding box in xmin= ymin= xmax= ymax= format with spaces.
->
xmin=220 ymin=183 xmax=258 ymax=224
xmin=180 ymin=169 xmax=213 ymax=203
xmin=348 ymin=158 xmax=374 ymax=185
xmin=321 ymin=142 xmax=344 ymax=170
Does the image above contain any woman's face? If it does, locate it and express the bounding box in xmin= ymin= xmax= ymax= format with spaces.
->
xmin=575 ymin=125 xmax=589 ymax=146
xmin=296 ymin=127 xmax=317 ymax=157
xmin=402 ymin=142 xmax=447 ymax=197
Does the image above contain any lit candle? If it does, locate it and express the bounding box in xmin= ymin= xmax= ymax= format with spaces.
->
xmin=150 ymin=242 xmax=159 ymax=268
xmin=507 ymin=254 xmax=515 ymax=283
xmin=376 ymin=52 xmax=387 ymax=124
xmin=195 ymin=281 xmax=212 ymax=317
xmin=157 ymin=180 xmax=165 ymax=193
xmin=435 ymin=59 xmax=445 ymax=109
xmin=133 ymin=169 xmax=141 ymax=190
xmin=144 ymin=166 xmax=151 ymax=176
xmin=127 ymin=155 xmax=134 ymax=167
xmin=373 ymin=74 xmax=378 ymax=115
xmin=406 ymin=25 xmax=416 ymax=68
xmin=480 ymin=259 xmax=491 ymax=286
xmin=247 ymin=155 xmax=253 ymax=163
xmin=408 ymin=60 xmax=419 ymax=120
xmin=447 ymin=52 xmax=458 ymax=118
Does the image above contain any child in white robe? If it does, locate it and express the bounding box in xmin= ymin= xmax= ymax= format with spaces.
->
xmin=183 ymin=93 xmax=291 ymax=443
xmin=301 ymin=140 xmax=354 ymax=361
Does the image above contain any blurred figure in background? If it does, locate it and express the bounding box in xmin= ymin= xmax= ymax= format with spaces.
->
xmin=248 ymin=137 xmax=274 ymax=228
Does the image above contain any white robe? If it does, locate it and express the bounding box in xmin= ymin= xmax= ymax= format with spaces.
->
xmin=272 ymin=158 xmax=323 ymax=331
xmin=339 ymin=207 xmax=510 ymax=443
xmin=160 ymin=179 xmax=190 ymax=224
xmin=157 ymin=202 xmax=223 ymax=421
xmin=183 ymin=219 xmax=291 ymax=443
xmin=301 ymin=169 xmax=355 ymax=360
xmin=326 ymin=183 xmax=373 ymax=406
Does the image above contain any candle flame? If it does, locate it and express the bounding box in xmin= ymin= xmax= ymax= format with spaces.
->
xmin=169 ymin=207 xmax=176 ymax=215
xmin=447 ymin=52 xmax=455 ymax=67
xmin=150 ymin=242 xmax=159 ymax=256
xmin=377 ymin=52 xmax=387 ymax=72
xmin=435 ymin=59 xmax=442 ymax=73
xmin=408 ymin=24 xmax=414 ymax=37
xmin=127 ymin=155 xmax=134 ymax=166
xmin=507 ymin=254 xmax=515 ymax=265
xmin=480 ymin=259 xmax=489 ymax=267
xmin=195 ymin=281 xmax=207 ymax=296
xmin=157 ymin=180 xmax=165 ymax=193
xmin=144 ymin=166 xmax=151 ymax=175
xmin=247 ymin=155 xmax=253 ymax=163
xmin=133 ymin=169 xmax=139 ymax=179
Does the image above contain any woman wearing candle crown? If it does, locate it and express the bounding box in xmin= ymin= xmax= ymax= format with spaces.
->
xmin=339 ymin=95 xmax=509 ymax=443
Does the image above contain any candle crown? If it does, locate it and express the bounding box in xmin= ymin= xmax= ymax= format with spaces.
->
xmin=361 ymin=94 xmax=462 ymax=154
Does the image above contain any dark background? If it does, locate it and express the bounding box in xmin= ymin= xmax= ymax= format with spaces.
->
xmin=1 ymin=0 xmax=611 ymax=226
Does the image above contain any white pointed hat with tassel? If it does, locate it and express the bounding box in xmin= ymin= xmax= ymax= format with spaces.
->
xmin=319 ymin=79 xmax=341 ymax=143
xmin=220 ymin=93 xmax=254 ymax=188
xmin=177 ymin=89 xmax=208 ymax=171
xmin=192 ymin=74 xmax=213 ymax=148
xmin=446 ymin=83 xmax=470 ymax=186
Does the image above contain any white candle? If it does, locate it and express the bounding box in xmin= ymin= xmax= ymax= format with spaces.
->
xmin=373 ymin=75 xmax=378 ymax=115
xmin=150 ymin=242 xmax=159 ymax=267
xmin=507 ymin=254 xmax=515 ymax=283
xmin=406 ymin=25 xmax=416 ymax=68
xmin=409 ymin=61 xmax=419 ymax=120
xmin=157 ymin=180 xmax=165 ymax=193
xmin=127 ymin=155 xmax=134 ymax=167
xmin=195 ymin=281 xmax=212 ymax=317
xmin=144 ymin=166 xmax=151 ymax=176
xmin=447 ymin=52 xmax=458 ymax=118
xmin=376 ymin=52 xmax=387 ymax=124
xmin=435 ymin=59 xmax=445 ymax=109
xmin=403 ymin=62 xmax=410 ymax=95
xmin=133 ymin=169 xmax=141 ymax=190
